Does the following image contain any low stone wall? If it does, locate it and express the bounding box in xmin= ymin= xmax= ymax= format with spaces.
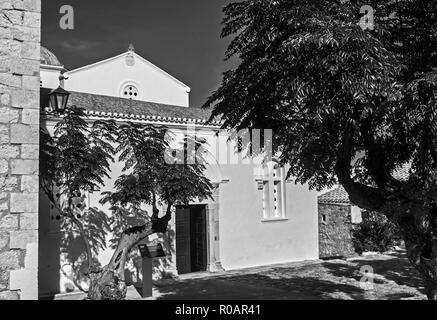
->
xmin=318 ymin=203 xmax=355 ymax=259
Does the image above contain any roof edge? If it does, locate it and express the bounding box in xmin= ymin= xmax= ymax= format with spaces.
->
xmin=65 ymin=51 xmax=191 ymax=91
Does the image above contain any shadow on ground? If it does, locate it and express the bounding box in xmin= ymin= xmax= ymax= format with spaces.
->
xmin=151 ymin=250 xmax=425 ymax=300
xmin=51 ymin=250 xmax=426 ymax=300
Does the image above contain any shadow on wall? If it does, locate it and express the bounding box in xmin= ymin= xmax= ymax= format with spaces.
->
xmin=109 ymin=205 xmax=177 ymax=289
xmin=59 ymin=204 xmax=111 ymax=292
xmin=39 ymin=193 xmax=175 ymax=296
xmin=124 ymin=229 xmax=176 ymax=289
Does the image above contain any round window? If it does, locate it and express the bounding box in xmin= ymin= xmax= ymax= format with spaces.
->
xmin=122 ymin=85 xmax=139 ymax=100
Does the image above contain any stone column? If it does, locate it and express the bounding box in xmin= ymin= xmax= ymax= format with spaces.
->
xmin=206 ymin=183 xmax=224 ymax=272
xmin=0 ymin=0 xmax=41 ymax=300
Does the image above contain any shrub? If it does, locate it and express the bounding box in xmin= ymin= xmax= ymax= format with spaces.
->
xmin=352 ymin=211 xmax=402 ymax=254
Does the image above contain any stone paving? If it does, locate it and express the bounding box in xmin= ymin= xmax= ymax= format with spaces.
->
xmin=149 ymin=249 xmax=426 ymax=300
xmin=55 ymin=249 xmax=427 ymax=300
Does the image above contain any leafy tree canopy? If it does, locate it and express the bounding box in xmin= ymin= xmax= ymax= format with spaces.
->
xmin=205 ymin=0 xmax=437 ymax=212
xmin=204 ymin=0 xmax=437 ymax=299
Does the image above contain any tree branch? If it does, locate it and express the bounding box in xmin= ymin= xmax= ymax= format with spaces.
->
xmin=335 ymin=127 xmax=386 ymax=211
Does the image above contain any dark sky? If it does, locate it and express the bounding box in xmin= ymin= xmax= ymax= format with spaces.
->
xmin=42 ymin=0 xmax=237 ymax=108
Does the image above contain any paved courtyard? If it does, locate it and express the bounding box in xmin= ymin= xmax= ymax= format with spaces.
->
xmin=148 ymin=249 xmax=425 ymax=300
xmin=55 ymin=249 xmax=427 ymax=300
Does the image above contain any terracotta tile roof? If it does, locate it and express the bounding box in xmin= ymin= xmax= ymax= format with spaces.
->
xmin=41 ymin=88 xmax=221 ymax=126
xmin=318 ymin=186 xmax=350 ymax=205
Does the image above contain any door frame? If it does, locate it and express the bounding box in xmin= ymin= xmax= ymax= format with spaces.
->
xmin=175 ymin=183 xmax=224 ymax=274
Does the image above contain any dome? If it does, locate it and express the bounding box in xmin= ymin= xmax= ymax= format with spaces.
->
xmin=40 ymin=46 xmax=62 ymax=67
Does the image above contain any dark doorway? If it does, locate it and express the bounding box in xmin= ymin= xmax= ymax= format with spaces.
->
xmin=175 ymin=205 xmax=208 ymax=274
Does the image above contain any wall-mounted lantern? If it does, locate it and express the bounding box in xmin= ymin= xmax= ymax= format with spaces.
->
xmin=48 ymin=86 xmax=70 ymax=113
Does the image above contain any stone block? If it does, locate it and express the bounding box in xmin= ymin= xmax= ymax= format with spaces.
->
xmin=21 ymin=75 xmax=39 ymax=90
xmin=0 ymin=192 xmax=9 ymax=211
xmin=0 ymin=25 xmax=12 ymax=39
xmin=0 ymin=107 xmax=18 ymax=123
xmin=11 ymin=25 xmax=40 ymax=42
xmin=0 ymin=290 xmax=20 ymax=300
xmin=0 ymin=10 xmax=23 ymax=26
xmin=0 ymin=125 xmax=9 ymax=144
xmin=9 ymin=57 xmax=39 ymax=76
xmin=0 ymin=250 xmax=23 ymax=269
xmin=9 ymin=192 xmax=38 ymax=213
xmin=23 ymin=241 xmax=37 ymax=268
xmin=21 ymin=109 xmax=39 ymax=124
xmin=10 ymin=88 xmax=39 ymax=109
xmin=9 ymin=193 xmax=39 ymax=213
xmin=22 ymin=11 xmax=40 ymax=27
xmin=13 ymin=0 xmax=41 ymax=13
xmin=0 ymin=73 xmax=21 ymax=88
xmin=0 ymin=0 xmax=13 ymax=10
xmin=0 ymin=196 xmax=7 ymax=211
xmin=0 ymin=175 xmax=18 ymax=192
xmin=0 ymin=269 xmax=9 ymax=290
xmin=0 ymin=231 xmax=9 ymax=251
xmin=0 ymin=145 xmax=19 ymax=159
xmin=9 ymin=230 xmax=37 ymax=249
xmin=10 ymin=159 xmax=38 ymax=175
xmin=20 ymin=175 xmax=38 ymax=192
xmin=0 ymin=39 xmax=21 ymax=57
xmin=10 ymin=124 xmax=39 ymax=144
xmin=0 ymin=214 xmax=18 ymax=230
xmin=20 ymin=41 xmax=39 ymax=60
xmin=0 ymin=93 xmax=11 ymax=105
xmin=20 ymin=144 xmax=38 ymax=159
xmin=0 ymin=159 xmax=8 ymax=174
xmin=9 ymin=268 xmax=37 ymax=299
xmin=18 ymin=212 xmax=37 ymax=230
xmin=0 ymin=56 xmax=11 ymax=73
xmin=9 ymin=242 xmax=38 ymax=300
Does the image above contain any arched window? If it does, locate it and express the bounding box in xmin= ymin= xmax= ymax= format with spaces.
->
xmin=121 ymin=84 xmax=139 ymax=100
xmin=261 ymin=161 xmax=287 ymax=220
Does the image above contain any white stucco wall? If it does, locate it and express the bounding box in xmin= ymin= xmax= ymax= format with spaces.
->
xmin=40 ymin=66 xmax=63 ymax=89
xmin=63 ymin=53 xmax=190 ymax=107
xmin=218 ymin=165 xmax=319 ymax=270
xmin=38 ymin=121 xmax=319 ymax=294
xmin=92 ymin=126 xmax=319 ymax=271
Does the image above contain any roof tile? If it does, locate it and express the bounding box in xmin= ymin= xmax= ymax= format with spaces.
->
xmin=41 ymin=88 xmax=216 ymax=125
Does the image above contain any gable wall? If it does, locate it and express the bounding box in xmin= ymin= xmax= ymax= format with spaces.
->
xmin=64 ymin=55 xmax=190 ymax=107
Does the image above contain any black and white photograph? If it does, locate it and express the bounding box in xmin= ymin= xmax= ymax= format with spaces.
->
xmin=0 ymin=0 xmax=437 ymax=310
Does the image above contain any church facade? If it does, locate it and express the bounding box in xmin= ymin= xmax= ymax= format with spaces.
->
xmin=39 ymin=46 xmax=320 ymax=296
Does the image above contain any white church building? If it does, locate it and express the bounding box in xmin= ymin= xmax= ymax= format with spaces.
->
xmin=38 ymin=45 xmax=320 ymax=297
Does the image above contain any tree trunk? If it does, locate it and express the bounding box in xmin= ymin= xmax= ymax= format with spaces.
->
xmin=87 ymin=213 xmax=171 ymax=300
xmin=403 ymin=237 xmax=437 ymax=300
xmin=395 ymin=205 xmax=437 ymax=300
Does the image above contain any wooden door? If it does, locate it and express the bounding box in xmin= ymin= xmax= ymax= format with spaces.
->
xmin=175 ymin=207 xmax=191 ymax=274
xmin=192 ymin=206 xmax=207 ymax=271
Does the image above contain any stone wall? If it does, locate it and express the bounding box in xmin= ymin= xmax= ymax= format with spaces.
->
xmin=318 ymin=203 xmax=355 ymax=259
xmin=0 ymin=0 xmax=40 ymax=300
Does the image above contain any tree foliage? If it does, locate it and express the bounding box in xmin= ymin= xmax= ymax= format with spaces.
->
xmin=40 ymin=106 xmax=117 ymax=270
xmin=100 ymin=123 xmax=213 ymax=215
xmin=204 ymin=0 xmax=437 ymax=299
xmin=40 ymin=108 xmax=214 ymax=299
xmin=352 ymin=211 xmax=402 ymax=254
